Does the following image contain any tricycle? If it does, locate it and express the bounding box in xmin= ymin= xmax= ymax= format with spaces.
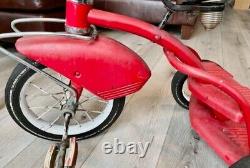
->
xmin=0 ymin=0 xmax=249 ymax=167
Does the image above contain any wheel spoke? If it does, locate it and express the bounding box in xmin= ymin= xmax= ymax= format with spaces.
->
xmin=29 ymin=106 xmax=48 ymax=110
xmin=29 ymin=82 xmax=60 ymax=101
xmin=49 ymin=116 xmax=61 ymax=127
xmin=72 ymin=118 xmax=81 ymax=127
xmin=77 ymin=105 xmax=102 ymax=121
xmin=36 ymin=98 xmax=64 ymax=120
xmin=28 ymin=91 xmax=65 ymax=100
xmin=77 ymin=108 xmax=87 ymax=112
xmin=79 ymin=102 xmax=102 ymax=114
xmin=52 ymin=92 xmax=65 ymax=96
xmin=79 ymin=96 xmax=95 ymax=105
xmin=89 ymin=110 xmax=102 ymax=114
xmin=97 ymin=99 xmax=108 ymax=103
xmin=84 ymin=111 xmax=93 ymax=121
xmin=44 ymin=84 xmax=58 ymax=92
xmin=29 ymin=106 xmax=60 ymax=110
xmin=77 ymin=109 xmax=102 ymax=114
xmin=29 ymin=85 xmax=55 ymax=98
xmin=79 ymin=96 xmax=107 ymax=105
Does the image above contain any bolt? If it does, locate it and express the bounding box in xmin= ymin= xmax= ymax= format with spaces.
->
xmin=155 ymin=35 xmax=161 ymax=40
xmin=74 ymin=72 xmax=81 ymax=78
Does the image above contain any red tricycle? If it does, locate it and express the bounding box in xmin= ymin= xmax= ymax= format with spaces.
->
xmin=0 ymin=0 xmax=249 ymax=167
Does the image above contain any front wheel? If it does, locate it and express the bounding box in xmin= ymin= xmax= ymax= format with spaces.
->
xmin=5 ymin=62 xmax=125 ymax=141
xmin=171 ymin=71 xmax=190 ymax=110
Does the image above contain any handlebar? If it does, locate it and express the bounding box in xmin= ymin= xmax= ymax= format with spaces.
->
xmin=161 ymin=0 xmax=225 ymax=12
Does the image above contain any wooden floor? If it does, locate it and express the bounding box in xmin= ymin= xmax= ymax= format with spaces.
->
xmin=0 ymin=8 xmax=249 ymax=168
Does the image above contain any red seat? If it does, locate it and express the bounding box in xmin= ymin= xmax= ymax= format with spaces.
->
xmin=189 ymin=61 xmax=250 ymax=123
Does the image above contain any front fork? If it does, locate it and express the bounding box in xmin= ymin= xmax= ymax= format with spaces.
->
xmin=43 ymin=83 xmax=82 ymax=168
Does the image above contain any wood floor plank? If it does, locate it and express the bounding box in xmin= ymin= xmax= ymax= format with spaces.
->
xmin=156 ymin=105 xmax=226 ymax=168
xmin=133 ymin=89 xmax=175 ymax=168
xmin=0 ymin=115 xmax=35 ymax=167
xmin=231 ymin=10 xmax=250 ymax=73
xmin=194 ymin=22 xmax=223 ymax=64
xmin=221 ymin=8 xmax=250 ymax=85
xmin=0 ymin=57 xmax=17 ymax=109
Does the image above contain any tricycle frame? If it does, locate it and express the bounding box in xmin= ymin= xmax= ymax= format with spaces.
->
xmin=0 ymin=0 xmax=249 ymax=166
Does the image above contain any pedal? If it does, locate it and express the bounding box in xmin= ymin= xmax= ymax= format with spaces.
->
xmin=44 ymin=113 xmax=78 ymax=168
xmin=44 ymin=137 xmax=78 ymax=168
xmin=44 ymin=144 xmax=58 ymax=168
xmin=65 ymin=137 xmax=78 ymax=167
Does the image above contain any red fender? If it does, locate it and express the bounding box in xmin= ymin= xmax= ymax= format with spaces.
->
xmin=15 ymin=35 xmax=151 ymax=100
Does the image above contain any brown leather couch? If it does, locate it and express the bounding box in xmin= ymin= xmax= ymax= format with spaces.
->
xmin=0 ymin=0 xmax=198 ymax=39
xmin=0 ymin=0 xmax=65 ymax=35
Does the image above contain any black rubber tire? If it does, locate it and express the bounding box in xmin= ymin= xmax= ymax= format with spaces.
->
xmin=230 ymin=156 xmax=250 ymax=168
xmin=5 ymin=62 xmax=126 ymax=141
xmin=171 ymin=71 xmax=189 ymax=109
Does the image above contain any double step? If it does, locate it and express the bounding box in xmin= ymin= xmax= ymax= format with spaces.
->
xmin=189 ymin=61 xmax=250 ymax=165
xmin=189 ymin=61 xmax=250 ymax=123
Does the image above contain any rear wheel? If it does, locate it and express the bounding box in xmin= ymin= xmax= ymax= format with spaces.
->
xmin=5 ymin=62 xmax=125 ymax=141
xmin=230 ymin=156 xmax=250 ymax=168
xmin=171 ymin=71 xmax=190 ymax=109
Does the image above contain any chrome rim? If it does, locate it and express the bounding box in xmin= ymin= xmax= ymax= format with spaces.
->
xmin=182 ymin=79 xmax=191 ymax=101
xmin=19 ymin=69 xmax=113 ymax=135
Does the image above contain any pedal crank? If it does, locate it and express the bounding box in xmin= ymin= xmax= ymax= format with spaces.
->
xmin=44 ymin=113 xmax=78 ymax=168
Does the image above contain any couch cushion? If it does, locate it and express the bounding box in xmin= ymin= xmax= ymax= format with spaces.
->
xmin=0 ymin=0 xmax=65 ymax=11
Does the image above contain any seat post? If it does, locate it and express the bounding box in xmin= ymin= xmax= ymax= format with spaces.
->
xmin=65 ymin=0 xmax=93 ymax=35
